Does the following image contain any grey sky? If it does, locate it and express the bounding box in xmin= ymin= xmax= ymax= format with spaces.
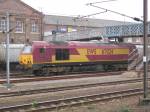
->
xmin=22 ymin=0 xmax=148 ymax=22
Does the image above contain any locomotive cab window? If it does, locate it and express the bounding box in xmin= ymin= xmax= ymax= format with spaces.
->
xmin=22 ymin=45 xmax=32 ymax=54
xmin=56 ymin=49 xmax=69 ymax=60
xmin=39 ymin=48 xmax=45 ymax=54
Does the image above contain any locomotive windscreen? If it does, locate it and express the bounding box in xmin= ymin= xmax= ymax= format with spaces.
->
xmin=22 ymin=45 xmax=32 ymax=54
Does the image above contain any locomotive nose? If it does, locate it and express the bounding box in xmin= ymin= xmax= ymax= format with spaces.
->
xmin=19 ymin=54 xmax=33 ymax=68
xmin=19 ymin=45 xmax=33 ymax=68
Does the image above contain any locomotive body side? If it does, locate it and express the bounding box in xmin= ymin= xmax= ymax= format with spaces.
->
xmin=32 ymin=42 xmax=130 ymax=65
xmin=19 ymin=41 xmax=138 ymax=75
xmin=51 ymin=46 xmax=129 ymax=63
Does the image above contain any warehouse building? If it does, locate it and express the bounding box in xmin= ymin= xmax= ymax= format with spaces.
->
xmin=44 ymin=15 xmax=129 ymax=36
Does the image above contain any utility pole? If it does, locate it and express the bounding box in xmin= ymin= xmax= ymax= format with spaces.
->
xmin=88 ymin=0 xmax=149 ymax=99
xmin=6 ymin=12 xmax=10 ymax=89
xmin=143 ymin=0 xmax=148 ymax=98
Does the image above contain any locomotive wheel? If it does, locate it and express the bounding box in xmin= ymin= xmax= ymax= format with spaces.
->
xmin=103 ymin=65 xmax=108 ymax=71
xmin=103 ymin=65 xmax=115 ymax=71
xmin=41 ymin=68 xmax=50 ymax=76
xmin=33 ymin=70 xmax=43 ymax=76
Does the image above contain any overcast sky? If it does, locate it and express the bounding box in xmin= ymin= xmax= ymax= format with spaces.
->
xmin=22 ymin=0 xmax=148 ymax=22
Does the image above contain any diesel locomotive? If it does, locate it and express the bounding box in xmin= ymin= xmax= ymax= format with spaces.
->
xmin=19 ymin=40 xmax=139 ymax=75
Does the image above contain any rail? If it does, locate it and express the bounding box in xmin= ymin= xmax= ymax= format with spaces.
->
xmin=0 ymin=78 xmax=148 ymax=98
xmin=0 ymin=71 xmax=124 ymax=84
xmin=0 ymin=88 xmax=145 ymax=112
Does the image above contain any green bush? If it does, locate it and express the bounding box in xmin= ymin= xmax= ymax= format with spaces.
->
xmin=31 ymin=100 xmax=38 ymax=108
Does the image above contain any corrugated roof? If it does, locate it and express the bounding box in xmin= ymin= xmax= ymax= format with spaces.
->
xmin=44 ymin=15 xmax=132 ymax=27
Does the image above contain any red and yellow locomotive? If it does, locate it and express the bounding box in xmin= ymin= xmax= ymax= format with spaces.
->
xmin=19 ymin=40 xmax=138 ymax=75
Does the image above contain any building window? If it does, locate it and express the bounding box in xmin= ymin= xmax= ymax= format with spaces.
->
xmin=10 ymin=38 xmax=14 ymax=43
xmin=0 ymin=19 xmax=6 ymax=32
xmin=127 ymin=38 xmax=132 ymax=43
xmin=56 ymin=49 xmax=69 ymax=60
xmin=31 ymin=20 xmax=39 ymax=33
xmin=26 ymin=38 xmax=30 ymax=43
xmin=16 ymin=20 xmax=24 ymax=33
xmin=136 ymin=38 xmax=141 ymax=42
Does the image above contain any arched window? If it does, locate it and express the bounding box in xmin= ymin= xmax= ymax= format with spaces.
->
xmin=0 ymin=18 xmax=6 ymax=32
xmin=16 ymin=19 xmax=24 ymax=33
xmin=31 ymin=19 xmax=39 ymax=33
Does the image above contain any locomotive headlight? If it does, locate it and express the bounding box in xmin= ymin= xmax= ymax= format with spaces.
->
xmin=19 ymin=45 xmax=33 ymax=66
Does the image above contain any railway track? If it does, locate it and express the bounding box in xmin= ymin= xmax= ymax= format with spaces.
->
xmin=0 ymin=70 xmax=124 ymax=78
xmin=0 ymin=78 xmax=149 ymax=99
xmin=0 ymin=72 xmax=33 ymax=79
xmin=0 ymin=71 xmax=124 ymax=84
xmin=0 ymin=88 xmax=144 ymax=112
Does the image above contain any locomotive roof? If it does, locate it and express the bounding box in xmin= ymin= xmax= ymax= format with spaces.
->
xmin=32 ymin=41 xmax=132 ymax=48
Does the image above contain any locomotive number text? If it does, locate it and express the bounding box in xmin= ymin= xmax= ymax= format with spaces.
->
xmin=102 ymin=49 xmax=113 ymax=55
xmin=87 ymin=49 xmax=96 ymax=55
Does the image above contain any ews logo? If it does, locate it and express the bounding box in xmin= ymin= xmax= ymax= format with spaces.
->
xmin=87 ymin=48 xmax=114 ymax=55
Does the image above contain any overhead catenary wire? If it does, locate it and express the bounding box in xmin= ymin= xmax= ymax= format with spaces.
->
xmin=73 ymin=10 xmax=107 ymax=21
xmin=87 ymin=3 xmax=143 ymax=22
xmin=73 ymin=0 xmax=116 ymax=21
xmin=86 ymin=0 xmax=117 ymax=5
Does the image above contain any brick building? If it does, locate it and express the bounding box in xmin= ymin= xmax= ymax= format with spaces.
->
xmin=0 ymin=0 xmax=43 ymax=44
xmin=0 ymin=0 xmax=133 ymax=44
